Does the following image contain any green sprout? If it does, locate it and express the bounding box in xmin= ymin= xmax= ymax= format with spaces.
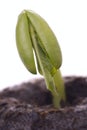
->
xmin=16 ymin=10 xmax=66 ymax=108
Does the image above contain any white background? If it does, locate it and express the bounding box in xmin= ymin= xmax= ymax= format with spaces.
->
xmin=0 ymin=0 xmax=87 ymax=89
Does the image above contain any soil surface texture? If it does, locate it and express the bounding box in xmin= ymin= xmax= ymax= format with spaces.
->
xmin=0 ymin=76 xmax=87 ymax=130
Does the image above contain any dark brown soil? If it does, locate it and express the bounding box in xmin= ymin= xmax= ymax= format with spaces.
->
xmin=0 ymin=76 xmax=87 ymax=130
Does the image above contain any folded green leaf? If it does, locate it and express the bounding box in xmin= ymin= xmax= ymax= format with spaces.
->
xmin=16 ymin=11 xmax=36 ymax=74
xmin=26 ymin=10 xmax=62 ymax=70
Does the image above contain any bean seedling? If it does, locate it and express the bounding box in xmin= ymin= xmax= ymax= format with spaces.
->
xmin=16 ymin=10 xmax=66 ymax=108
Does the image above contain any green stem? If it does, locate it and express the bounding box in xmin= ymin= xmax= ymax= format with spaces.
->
xmin=53 ymin=69 xmax=66 ymax=108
